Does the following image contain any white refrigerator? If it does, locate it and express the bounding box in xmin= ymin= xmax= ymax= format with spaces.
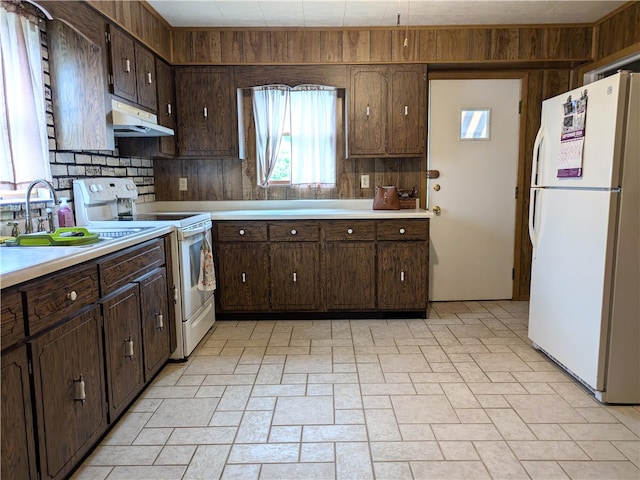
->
xmin=528 ymin=71 xmax=639 ymax=404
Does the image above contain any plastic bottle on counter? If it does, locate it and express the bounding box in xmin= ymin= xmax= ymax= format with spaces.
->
xmin=57 ymin=197 xmax=75 ymax=227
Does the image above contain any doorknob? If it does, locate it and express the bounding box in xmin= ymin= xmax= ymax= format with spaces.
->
xmin=433 ymin=184 xmax=441 ymax=191
xmin=432 ymin=205 xmax=441 ymax=215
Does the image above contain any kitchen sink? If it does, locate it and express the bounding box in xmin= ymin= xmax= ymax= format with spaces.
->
xmin=92 ymin=227 xmax=154 ymax=239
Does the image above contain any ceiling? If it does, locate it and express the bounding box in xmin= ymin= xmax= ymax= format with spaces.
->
xmin=146 ymin=0 xmax=627 ymax=28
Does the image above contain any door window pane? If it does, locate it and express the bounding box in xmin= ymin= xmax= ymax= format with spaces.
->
xmin=460 ymin=108 xmax=491 ymax=140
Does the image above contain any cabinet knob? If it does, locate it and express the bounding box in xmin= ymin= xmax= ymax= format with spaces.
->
xmin=239 ymin=229 xmax=245 ymax=236
xmin=125 ymin=58 xmax=131 ymax=73
xmin=156 ymin=312 xmax=164 ymax=330
xmin=67 ymin=290 xmax=78 ymax=301
xmin=290 ymin=229 xmax=297 ymax=235
xmin=404 ymin=105 xmax=409 ymax=116
xmin=366 ymin=105 xmax=370 ymax=117
xmin=147 ymin=72 xmax=152 ymax=84
xmin=241 ymin=272 xmax=246 ymax=283
xmin=167 ymin=103 xmax=172 ymax=116
xmin=203 ymin=107 xmax=208 ymax=118
xmin=401 ymin=271 xmax=405 ymax=282
xmin=293 ymin=272 xmax=297 ymax=283
xmin=347 ymin=228 xmax=353 ymax=235
xmin=399 ymin=228 xmax=406 ymax=234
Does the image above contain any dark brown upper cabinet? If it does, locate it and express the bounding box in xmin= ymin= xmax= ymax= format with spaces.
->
xmin=174 ymin=67 xmax=238 ymax=158
xmin=155 ymin=59 xmax=176 ymax=156
xmin=48 ymin=19 xmax=108 ymax=150
xmin=106 ymin=24 xmax=157 ymax=112
xmin=348 ymin=65 xmax=425 ymax=157
xmin=118 ymin=58 xmax=176 ymax=159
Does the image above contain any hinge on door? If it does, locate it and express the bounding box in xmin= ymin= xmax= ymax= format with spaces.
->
xmin=518 ymin=100 xmax=522 ymax=114
xmin=28 ymin=359 xmax=33 ymax=375
xmin=515 ymin=186 xmax=518 ymax=199
xmin=105 ymin=31 xmax=111 ymax=43
xmin=108 ymin=74 xmax=113 ymax=85
xmin=512 ymin=268 xmax=515 ymax=280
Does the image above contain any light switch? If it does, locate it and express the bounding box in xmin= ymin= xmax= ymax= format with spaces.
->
xmin=360 ymin=175 xmax=370 ymax=189
xmin=179 ymin=178 xmax=188 ymax=191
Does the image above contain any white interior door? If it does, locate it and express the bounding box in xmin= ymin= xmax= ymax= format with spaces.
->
xmin=428 ymin=79 xmax=521 ymax=301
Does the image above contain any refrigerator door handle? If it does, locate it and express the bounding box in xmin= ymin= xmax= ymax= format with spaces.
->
xmin=529 ymin=188 xmax=542 ymax=257
xmin=531 ymin=123 xmax=545 ymax=187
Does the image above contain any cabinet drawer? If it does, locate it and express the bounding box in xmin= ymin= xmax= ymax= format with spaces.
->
xmin=269 ymin=222 xmax=319 ymax=241
xmin=217 ymin=222 xmax=268 ymax=242
xmin=376 ymin=219 xmax=428 ymax=241
xmin=325 ymin=221 xmax=375 ymax=241
xmin=99 ymin=238 xmax=165 ymax=295
xmin=24 ymin=263 xmax=99 ymax=336
xmin=1 ymin=288 xmax=25 ymax=350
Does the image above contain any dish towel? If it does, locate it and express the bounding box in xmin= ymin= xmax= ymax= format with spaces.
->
xmin=196 ymin=232 xmax=216 ymax=291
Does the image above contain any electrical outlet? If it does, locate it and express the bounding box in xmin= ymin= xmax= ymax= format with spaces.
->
xmin=360 ymin=175 xmax=370 ymax=189
xmin=179 ymin=178 xmax=188 ymax=191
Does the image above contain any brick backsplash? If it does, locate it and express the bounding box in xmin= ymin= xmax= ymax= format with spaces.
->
xmin=1 ymin=15 xmax=155 ymax=237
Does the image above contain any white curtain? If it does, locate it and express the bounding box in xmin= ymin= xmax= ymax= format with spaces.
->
xmin=0 ymin=7 xmax=50 ymax=189
xmin=290 ymin=85 xmax=337 ymax=186
xmin=252 ymin=85 xmax=290 ymax=187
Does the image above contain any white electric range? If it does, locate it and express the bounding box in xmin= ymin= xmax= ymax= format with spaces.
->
xmin=73 ymin=178 xmax=215 ymax=360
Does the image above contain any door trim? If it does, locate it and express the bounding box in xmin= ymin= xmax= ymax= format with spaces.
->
xmin=427 ymin=70 xmax=529 ymax=301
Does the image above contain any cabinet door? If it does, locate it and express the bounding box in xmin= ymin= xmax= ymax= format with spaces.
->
xmin=377 ymin=242 xmax=428 ymax=310
xmin=156 ymin=59 xmax=176 ymax=156
xmin=102 ymin=285 xmax=144 ymax=421
xmin=388 ymin=66 xmax=425 ymax=155
xmin=48 ymin=19 xmax=108 ymax=150
xmin=349 ymin=66 xmax=387 ymax=156
xmin=270 ymin=243 xmax=320 ymax=310
xmin=139 ymin=268 xmax=171 ymax=381
xmin=176 ymin=67 xmax=237 ymax=157
xmin=31 ymin=306 xmax=107 ymax=480
xmin=134 ymin=43 xmax=157 ymax=111
xmin=326 ymin=242 xmax=375 ymax=310
xmin=1 ymin=346 xmax=37 ymax=480
xmin=217 ymin=243 xmax=270 ymax=311
xmin=107 ymin=25 xmax=137 ymax=104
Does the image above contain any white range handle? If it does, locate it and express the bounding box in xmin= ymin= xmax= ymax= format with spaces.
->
xmin=180 ymin=222 xmax=212 ymax=239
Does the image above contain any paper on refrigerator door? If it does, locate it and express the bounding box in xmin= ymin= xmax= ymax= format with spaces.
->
xmin=558 ymin=94 xmax=587 ymax=178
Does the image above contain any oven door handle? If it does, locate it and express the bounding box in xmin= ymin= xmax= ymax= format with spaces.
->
xmin=180 ymin=225 xmax=211 ymax=239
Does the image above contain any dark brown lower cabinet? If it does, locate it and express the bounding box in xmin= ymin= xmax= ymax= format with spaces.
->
xmin=325 ymin=242 xmax=376 ymax=310
xmin=217 ymin=243 xmax=270 ymax=311
xmin=377 ymin=242 xmax=428 ymax=310
xmin=139 ymin=267 xmax=171 ymax=381
xmin=214 ymin=218 xmax=429 ymax=315
xmin=31 ymin=306 xmax=107 ymax=480
xmin=102 ymin=284 xmax=144 ymax=421
xmin=1 ymin=345 xmax=37 ymax=480
xmin=270 ymin=243 xmax=320 ymax=310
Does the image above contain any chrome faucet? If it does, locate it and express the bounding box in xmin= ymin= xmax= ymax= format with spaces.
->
xmin=25 ymin=179 xmax=59 ymax=234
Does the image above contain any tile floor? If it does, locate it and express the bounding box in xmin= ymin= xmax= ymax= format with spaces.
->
xmin=72 ymin=301 xmax=640 ymax=479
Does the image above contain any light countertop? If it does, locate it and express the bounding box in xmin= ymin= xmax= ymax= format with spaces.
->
xmin=0 ymin=225 xmax=174 ymax=289
xmin=145 ymin=199 xmax=433 ymax=221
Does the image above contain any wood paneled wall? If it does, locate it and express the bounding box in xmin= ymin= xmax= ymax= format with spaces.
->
xmin=593 ymin=2 xmax=640 ymax=61
xmin=171 ymin=25 xmax=593 ymax=65
xmin=83 ymin=0 xmax=172 ymax=59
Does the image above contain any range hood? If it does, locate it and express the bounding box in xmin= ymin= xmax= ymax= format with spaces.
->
xmin=110 ymin=99 xmax=174 ymax=137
